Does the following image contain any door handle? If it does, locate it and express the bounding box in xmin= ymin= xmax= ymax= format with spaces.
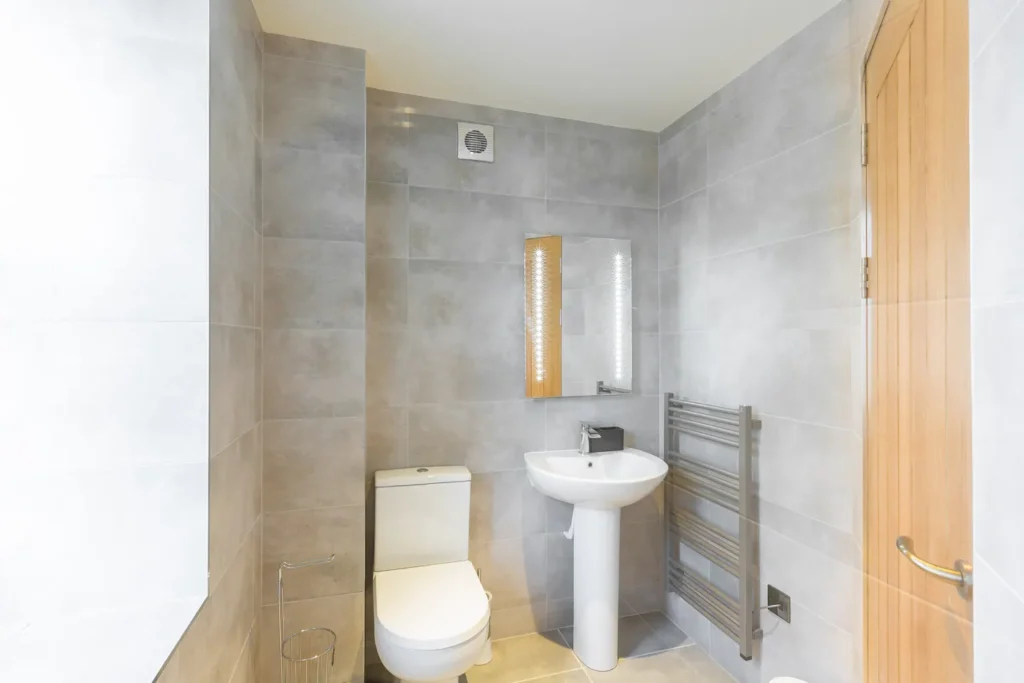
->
xmin=895 ymin=536 xmax=973 ymax=599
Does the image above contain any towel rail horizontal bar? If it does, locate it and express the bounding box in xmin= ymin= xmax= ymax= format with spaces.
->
xmin=668 ymin=398 xmax=740 ymax=416
xmin=668 ymin=467 xmax=740 ymax=502
xmin=671 ymin=510 xmax=740 ymax=574
xmin=671 ymin=579 xmax=741 ymax=641
xmin=672 ymin=526 xmax=740 ymax=576
xmin=666 ymin=422 xmax=740 ymax=447
xmin=668 ymin=452 xmax=739 ymax=485
xmin=669 ymin=476 xmax=741 ymax=514
xmin=667 ymin=407 xmax=740 ymax=427
xmin=669 ymin=570 xmax=740 ymax=630
xmin=671 ymin=561 xmax=741 ymax=612
xmin=668 ymin=417 xmax=741 ymax=439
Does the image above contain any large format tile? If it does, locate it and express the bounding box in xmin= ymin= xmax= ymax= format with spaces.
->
xmin=263 ymin=328 xmax=365 ymax=419
xmin=366 ymin=406 xmax=409 ymax=474
xmin=971 ymin=3 xmax=1024 ymax=307
xmin=658 ymin=190 xmax=709 ymax=270
xmin=264 ymin=33 xmax=365 ymax=69
xmin=407 ymin=400 xmax=545 ymax=472
xmin=210 ymin=193 xmax=257 ymax=327
xmin=263 ymin=238 xmax=365 ymax=330
xmin=407 ymin=115 xmax=545 ymax=196
xmin=366 ymin=327 xmax=409 ymax=407
xmin=367 ymin=257 xmax=407 ymax=330
xmin=587 ymin=648 xmax=700 ymax=683
xmin=707 ymin=45 xmax=855 ymax=184
xmin=407 ymin=260 xmax=523 ymax=330
xmin=707 ymin=123 xmax=854 ymax=257
xmin=263 ymin=144 xmax=365 ymax=241
xmin=263 ymin=417 xmax=365 ymax=512
xmin=211 ymin=54 xmax=258 ymax=223
xmin=367 ymin=101 xmax=409 ymax=184
xmin=210 ymin=324 xmax=258 ymax=454
xmin=262 ymin=506 xmax=365 ymax=604
xmin=465 ymin=632 xmax=580 ymax=683
xmin=658 ymin=116 xmax=707 ymax=207
xmin=372 ymin=88 xmax=548 ymax=131
xmin=470 ymin=469 xmax=548 ymax=541
xmin=263 ymin=53 xmax=365 ymax=155
xmin=469 ymin=535 xmax=547 ymax=611
xmin=409 ymin=187 xmax=544 ymax=263
xmin=367 ymin=182 xmax=409 ymax=257
xmin=209 ymin=427 xmax=261 ymax=589
xmin=546 ymin=133 xmax=658 ymax=209
xmin=560 ymin=614 xmax=682 ymax=660
xmin=406 ymin=325 xmax=524 ymax=403
xmin=544 ymin=201 xmax=658 ymax=273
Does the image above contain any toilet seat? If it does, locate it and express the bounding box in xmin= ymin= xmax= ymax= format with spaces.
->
xmin=374 ymin=560 xmax=490 ymax=651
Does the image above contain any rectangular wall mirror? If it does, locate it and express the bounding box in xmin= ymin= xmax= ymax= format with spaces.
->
xmin=525 ymin=235 xmax=633 ymax=398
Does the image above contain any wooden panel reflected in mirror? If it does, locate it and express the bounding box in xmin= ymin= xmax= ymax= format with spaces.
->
xmin=524 ymin=235 xmax=633 ymax=399
xmin=525 ymin=236 xmax=563 ymax=398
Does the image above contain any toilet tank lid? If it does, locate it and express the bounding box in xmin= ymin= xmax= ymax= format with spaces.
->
xmin=375 ymin=466 xmax=471 ymax=488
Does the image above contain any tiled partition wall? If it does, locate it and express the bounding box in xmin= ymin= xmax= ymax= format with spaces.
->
xmin=158 ymin=0 xmax=265 ymax=682
xmin=365 ymin=89 xmax=664 ymax=649
xmin=658 ymin=3 xmax=868 ymax=682
xmin=259 ymin=35 xmax=368 ymax=683
xmin=970 ymin=0 xmax=1024 ymax=679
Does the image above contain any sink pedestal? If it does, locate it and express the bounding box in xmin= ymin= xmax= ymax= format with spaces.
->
xmin=572 ymin=506 xmax=621 ymax=671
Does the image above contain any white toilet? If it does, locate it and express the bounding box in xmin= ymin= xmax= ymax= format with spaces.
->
xmin=373 ymin=466 xmax=490 ymax=683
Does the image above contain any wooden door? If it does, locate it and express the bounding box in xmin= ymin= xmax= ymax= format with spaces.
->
xmin=525 ymin=236 xmax=562 ymax=398
xmin=863 ymin=0 xmax=972 ymax=680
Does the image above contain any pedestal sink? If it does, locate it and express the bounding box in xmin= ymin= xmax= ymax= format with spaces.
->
xmin=524 ymin=448 xmax=668 ymax=671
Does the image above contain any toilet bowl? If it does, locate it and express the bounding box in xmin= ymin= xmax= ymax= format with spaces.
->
xmin=372 ymin=466 xmax=489 ymax=683
xmin=373 ymin=561 xmax=490 ymax=683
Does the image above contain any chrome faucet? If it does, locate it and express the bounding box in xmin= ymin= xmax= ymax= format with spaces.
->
xmin=579 ymin=422 xmax=602 ymax=455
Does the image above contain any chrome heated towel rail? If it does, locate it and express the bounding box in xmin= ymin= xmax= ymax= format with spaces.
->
xmin=664 ymin=393 xmax=761 ymax=660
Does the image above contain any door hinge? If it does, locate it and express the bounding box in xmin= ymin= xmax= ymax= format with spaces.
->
xmin=861 ymin=124 xmax=868 ymax=167
xmin=861 ymin=256 xmax=870 ymax=299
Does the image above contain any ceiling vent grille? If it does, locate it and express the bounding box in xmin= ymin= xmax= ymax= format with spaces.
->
xmin=458 ymin=122 xmax=494 ymax=162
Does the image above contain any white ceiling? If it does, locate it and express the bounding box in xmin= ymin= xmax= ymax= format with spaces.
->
xmin=252 ymin=0 xmax=844 ymax=132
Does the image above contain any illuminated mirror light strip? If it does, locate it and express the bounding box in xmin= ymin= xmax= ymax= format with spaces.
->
xmin=534 ymin=247 xmax=546 ymax=383
xmin=613 ymin=252 xmax=625 ymax=383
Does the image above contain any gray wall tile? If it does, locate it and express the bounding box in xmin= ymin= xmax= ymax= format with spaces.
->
xmin=409 ymin=187 xmax=545 ymax=263
xmin=263 ymin=238 xmax=365 ymax=330
xmin=407 ymin=260 xmax=523 ymax=330
xmin=370 ymin=88 xmax=547 ymax=131
xmin=263 ymin=329 xmax=365 ymax=419
xmin=367 ymin=103 xmax=409 ymax=184
xmin=264 ymin=34 xmax=365 ymax=70
xmin=263 ymin=417 xmax=365 ymax=512
xmin=210 ymin=324 xmax=258 ymax=456
xmin=367 ymin=182 xmax=409 ymax=257
xmin=407 ymin=400 xmax=546 ymax=472
xmin=262 ymin=506 xmax=365 ymax=603
xmin=367 ymin=257 xmax=407 ymax=330
xmin=407 ymin=115 xmax=546 ymax=196
xmin=264 ymin=54 xmax=366 ymax=155
xmin=263 ymin=145 xmax=365 ymax=241
xmin=406 ymin=325 xmax=524 ymax=403
xmin=547 ymin=133 xmax=658 ymax=208
xmin=658 ymin=116 xmax=707 ymax=207
xmin=209 ymin=427 xmax=261 ymax=588
xmin=210 ymin=194 xmax=257 ymax=327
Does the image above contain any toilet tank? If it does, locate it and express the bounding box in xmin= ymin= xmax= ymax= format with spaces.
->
xmin=374 ymin=466 xmax=471 ymax=572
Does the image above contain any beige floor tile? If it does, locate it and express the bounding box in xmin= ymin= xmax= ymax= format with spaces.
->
xmin=560 ymin=614 xmax=671 ymax=659
xmin=677 ymin=645 xmax=737 ymax=683
xmin=587 ymin=649 xmax=701 ymax=683
xmin=522 ymin=672 xmax=591 ymax=683
xmin=466 ymin=632 xmax=582 ymax=683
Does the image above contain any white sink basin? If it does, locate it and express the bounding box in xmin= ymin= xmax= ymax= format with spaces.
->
xmin=524 ymin=448 xmax=668 ymax=509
